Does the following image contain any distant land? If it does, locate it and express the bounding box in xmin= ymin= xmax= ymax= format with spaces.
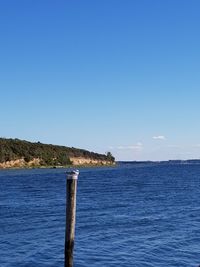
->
xmin=0 ymin=138 xmax=115 ymax=169
xmin=118 ymin=160 xmax=200 ymax=165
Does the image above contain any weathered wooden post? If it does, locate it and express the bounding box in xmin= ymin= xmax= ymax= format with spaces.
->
xmin=65 ymin=170 xmax=79 ymax=267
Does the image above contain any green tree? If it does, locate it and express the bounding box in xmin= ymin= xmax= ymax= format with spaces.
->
xmin=106 ymin=152 xmax=115 ymax=162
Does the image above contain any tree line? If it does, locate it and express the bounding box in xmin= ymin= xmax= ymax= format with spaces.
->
xmin=0 ymin=138 xmax=115 ymax=166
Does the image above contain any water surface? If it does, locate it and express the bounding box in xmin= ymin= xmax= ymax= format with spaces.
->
xmin=0 ymin=164 xmax=200 ymax=266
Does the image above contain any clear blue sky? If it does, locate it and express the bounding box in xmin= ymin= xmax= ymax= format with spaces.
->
xmin=1 ymin=0 xmax=200 ymax=161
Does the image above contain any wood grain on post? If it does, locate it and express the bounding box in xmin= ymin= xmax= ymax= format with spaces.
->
xmin=65 ymin=170 xmax=79 ymax=267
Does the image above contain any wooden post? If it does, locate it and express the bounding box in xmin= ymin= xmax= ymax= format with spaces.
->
xmin=65 ymin=170 xmax=79 ymax=267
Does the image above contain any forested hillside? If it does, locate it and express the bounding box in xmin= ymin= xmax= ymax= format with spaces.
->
xmin=0 ymin=138 xmax=115 ymax=167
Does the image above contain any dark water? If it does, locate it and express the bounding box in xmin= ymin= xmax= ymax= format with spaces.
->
xmin=0 ymin=164 xmax=200 ymax=267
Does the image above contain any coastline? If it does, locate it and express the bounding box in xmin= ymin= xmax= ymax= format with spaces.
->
xmin=0 ymin=158 xmax=116 ymax=170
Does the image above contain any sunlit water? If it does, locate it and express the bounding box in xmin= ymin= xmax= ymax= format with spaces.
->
xmin=0 ymin=164 xmax=200 ymax=267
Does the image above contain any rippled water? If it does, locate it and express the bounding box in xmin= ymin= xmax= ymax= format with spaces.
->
xmin=0 ymin=164 xmax=200 ymax=267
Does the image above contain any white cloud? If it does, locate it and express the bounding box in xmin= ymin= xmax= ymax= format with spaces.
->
xmin=193 ymin=144 xmax=200 ymax=148
xmin=166 ymin=145 xmax=181 ymax=148
xmin=152 ymin=135 xmax=166 ymax=140
xmin=116 ymin=142 xmax=143 ymax=151
xmin=136 ymin=142 xmax=143 ymax=146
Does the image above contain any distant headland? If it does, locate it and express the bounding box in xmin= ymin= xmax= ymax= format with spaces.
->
xmin=118 ymin=160 xmax=200 ymax=165
xmin=0 ymin=138 xmax=115 ymax=169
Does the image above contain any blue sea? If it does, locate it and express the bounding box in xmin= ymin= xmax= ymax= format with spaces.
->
xmin=0 ymin=164 xmax=200 ymax=267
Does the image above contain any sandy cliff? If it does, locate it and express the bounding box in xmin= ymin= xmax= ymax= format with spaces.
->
xmin=0 ymin=158 xmax=41 ymax=169
xmin=69 ymin=157 xmax=115 ymax=166
xmin=0 ymin=157 xmax=114 ymax=169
